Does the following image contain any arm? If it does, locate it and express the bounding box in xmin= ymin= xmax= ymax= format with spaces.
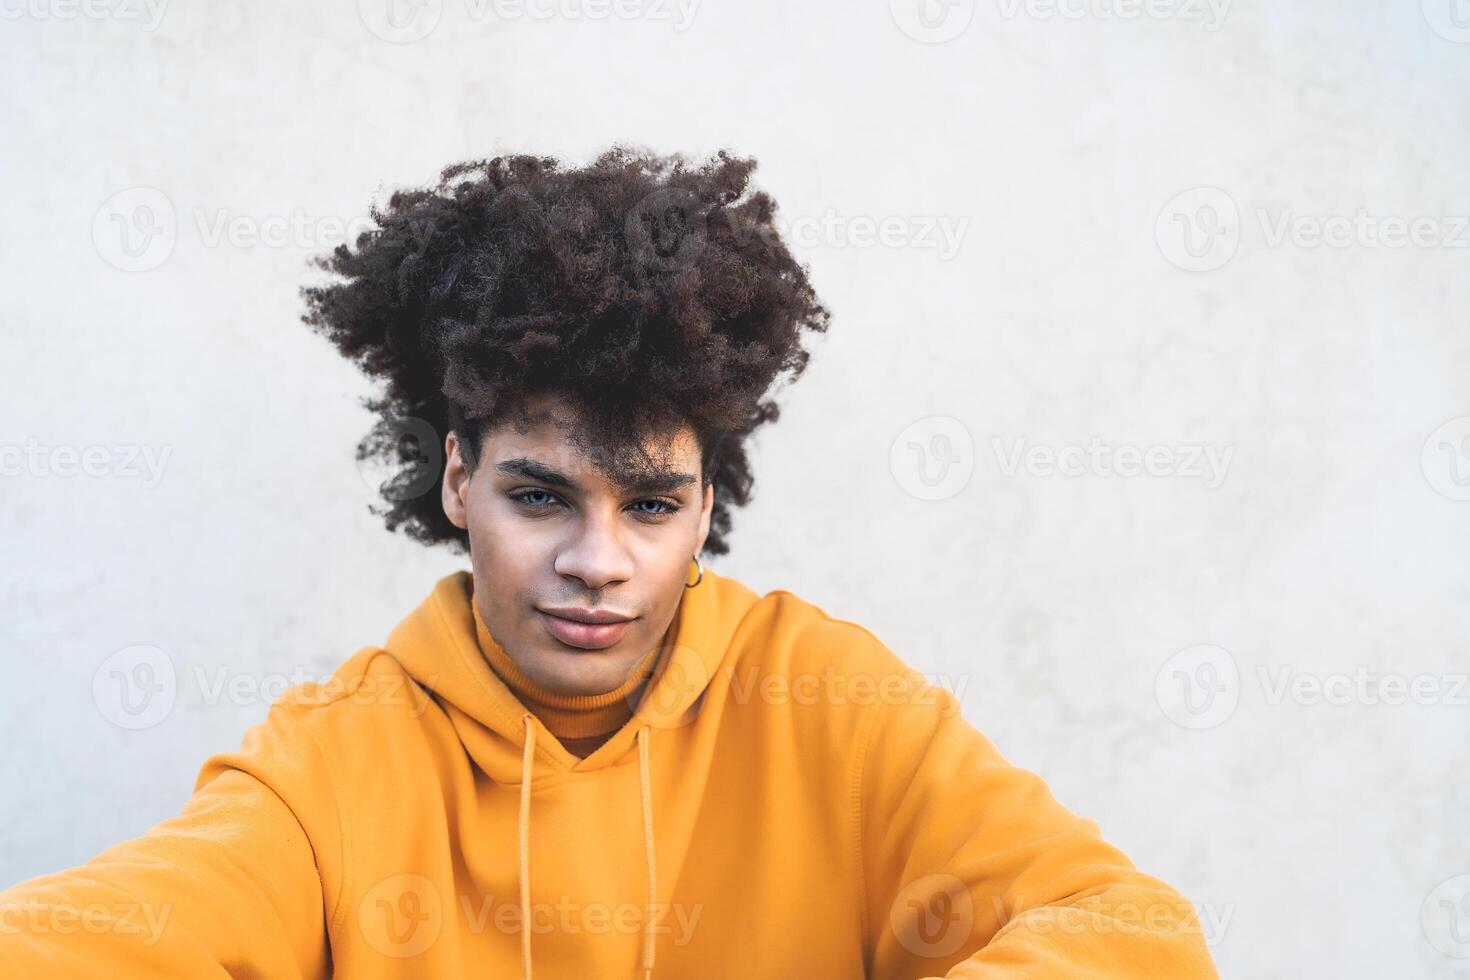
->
xmin=854 ymin=655 xmax=1218 ymax=978
xmin=0 ymin=701 xmax=338 ymax=978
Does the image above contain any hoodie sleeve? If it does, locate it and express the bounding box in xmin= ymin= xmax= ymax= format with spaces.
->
xmin=853 ymin=651 xmax=1218 ymax=979
xmin=0 ymin=699 xmax=338 ymax=978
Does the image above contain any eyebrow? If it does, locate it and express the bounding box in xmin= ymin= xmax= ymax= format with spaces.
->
xmin=494 ymin=456 xmax=699 ymax=496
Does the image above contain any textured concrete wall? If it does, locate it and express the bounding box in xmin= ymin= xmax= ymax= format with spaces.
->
xmin=3 ymin=2 xmax=1468 ymax=975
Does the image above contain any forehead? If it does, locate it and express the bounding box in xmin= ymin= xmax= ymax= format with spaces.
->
xmin=481 ymin=393 xmax=700 ymax=490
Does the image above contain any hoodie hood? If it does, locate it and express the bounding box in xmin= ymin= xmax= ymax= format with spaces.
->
xmin=383 ymin=566 xmax=760 ymax=980
xmin=385 ymin=567 xmax=759 ymax=781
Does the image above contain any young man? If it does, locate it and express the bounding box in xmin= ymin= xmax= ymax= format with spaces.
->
xmin=0 ymin=149 xmax=1218 ymax=977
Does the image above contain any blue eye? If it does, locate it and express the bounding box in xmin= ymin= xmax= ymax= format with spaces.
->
xmin=511 ymin=489 xmax=560 ymax=508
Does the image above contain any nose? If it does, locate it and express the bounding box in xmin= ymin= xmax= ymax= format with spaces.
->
xmin=552 ymin=508 xmax=636 ymax=592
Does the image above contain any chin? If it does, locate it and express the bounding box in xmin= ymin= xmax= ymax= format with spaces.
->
xmin=540 ymin=643 xmax=641 ymax=696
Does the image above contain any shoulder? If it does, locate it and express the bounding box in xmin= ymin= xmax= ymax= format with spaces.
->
xmin=267 ymin=644 xmax=438 ymax=741
xmin=735 ymin=582 xmax=916 ymax=675
xmin=723 ymin=581 xmax=940 ymax=722
xmin=203 ymin=645 xmax=437 ymax=780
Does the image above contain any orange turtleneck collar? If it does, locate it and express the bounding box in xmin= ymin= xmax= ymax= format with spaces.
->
xmin=471 ymin=599 xmax=663 ymax=758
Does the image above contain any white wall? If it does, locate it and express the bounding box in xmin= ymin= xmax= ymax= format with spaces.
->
xmin=3 ymin=1 xmax=1469 ymax=976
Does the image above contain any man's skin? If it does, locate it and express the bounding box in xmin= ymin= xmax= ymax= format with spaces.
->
xmin=442 ymin=391 xmax=715 ymax=697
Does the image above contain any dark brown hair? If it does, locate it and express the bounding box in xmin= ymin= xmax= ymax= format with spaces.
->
xmin=301 ymin=146 xmax=830 ymax=556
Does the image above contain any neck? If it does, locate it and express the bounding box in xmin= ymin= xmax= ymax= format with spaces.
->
xmin=472 ymin=601 xmax=661 ymax=755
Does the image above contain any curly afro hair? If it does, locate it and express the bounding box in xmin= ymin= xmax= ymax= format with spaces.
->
xmin=300 ymin=146 xmax=830 ymax=557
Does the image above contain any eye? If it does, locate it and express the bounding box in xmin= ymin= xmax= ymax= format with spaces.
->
xmin=510 ymin=489 xmax=562 ymax=509
xmin=630 ymin=498 xmax=681 ymax=519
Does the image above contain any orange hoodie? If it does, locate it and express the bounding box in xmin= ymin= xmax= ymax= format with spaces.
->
xmin=0 ymin=567 xmax=1218 ymax=978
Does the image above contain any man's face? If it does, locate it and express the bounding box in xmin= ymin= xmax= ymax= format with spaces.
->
xmin=442 ymin=393 xmax=714 ymax=697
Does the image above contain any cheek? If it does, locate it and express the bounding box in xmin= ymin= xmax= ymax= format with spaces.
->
xmin=466 ymin=507 xmax=541 ymax=602
xmin=466 ymin=497 xmax=535 ymax=554
xmin=651 ymin=551 xmax=695 ymax=599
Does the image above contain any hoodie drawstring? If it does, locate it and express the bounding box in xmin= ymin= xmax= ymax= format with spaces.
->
xmin=519 ymin=714 xmax=536 ymax=980
xmin=518 ymin=713 xmax=657 ymax=980
xmin=637 ymin=724 xmax=657 ymax=980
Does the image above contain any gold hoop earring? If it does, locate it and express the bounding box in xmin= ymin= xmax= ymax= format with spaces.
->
xmin=685 ymin=555 xmax=704 ymax=588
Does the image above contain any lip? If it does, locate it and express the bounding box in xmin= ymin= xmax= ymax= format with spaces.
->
xmin=536 ymin=608 xmax=637 ymax=650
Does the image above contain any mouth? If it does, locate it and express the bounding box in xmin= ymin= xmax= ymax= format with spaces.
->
xmin=535 ymin=607 xmax=637 ymax=651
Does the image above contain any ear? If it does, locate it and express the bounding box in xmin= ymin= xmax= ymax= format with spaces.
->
xmin=694 ymin=481 xmax=714 ymax=555
xmin=442 ymin=431 xmax=470 ymax=530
